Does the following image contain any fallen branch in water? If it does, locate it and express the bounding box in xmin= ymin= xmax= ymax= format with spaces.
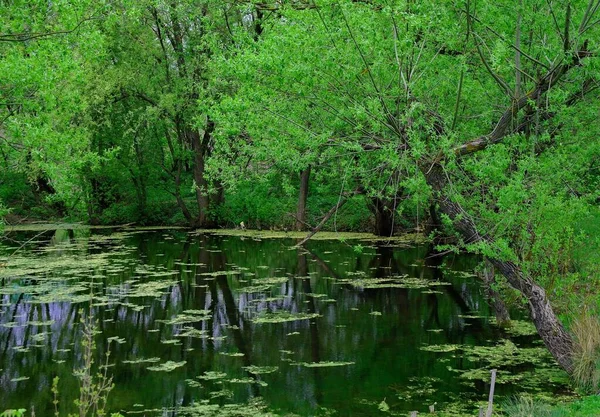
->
xmin=295 ymin=186 xmax=363 ymax=247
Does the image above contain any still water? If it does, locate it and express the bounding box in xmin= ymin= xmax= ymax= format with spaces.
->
xmin=0 ymin=228 xmax=570 ymax=415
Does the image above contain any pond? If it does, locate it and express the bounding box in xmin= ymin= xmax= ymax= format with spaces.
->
xmin=0 ymin=227 xmax=572 ymax=416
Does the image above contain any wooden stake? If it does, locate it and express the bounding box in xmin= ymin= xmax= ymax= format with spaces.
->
xmin=486 ymin=369 xmax=497 ymax=417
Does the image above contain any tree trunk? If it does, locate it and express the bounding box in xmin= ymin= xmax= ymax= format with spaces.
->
xmin=188 ymin=118 xmax=214 ymax=228
xmin=174 ymin=161 xmax=193 ymax=224
xmin=370 ymin=197 xmax=395 ymax=237
xmin=296 ymin=165 xmax=311 ymax=231
xmin=423 ymin=162 xmax=574 ymax=373
xmin=481 ymin=259 xmax=511 ymax=326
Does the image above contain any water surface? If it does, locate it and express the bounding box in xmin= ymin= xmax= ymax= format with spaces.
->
xmin=0 ymin=228 xmax=571 ymax=415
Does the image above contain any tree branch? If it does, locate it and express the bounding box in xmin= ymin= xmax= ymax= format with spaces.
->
xmin=0 ymin=15 xmax=100 ymax=43
xmin=454 ymin=47 xmax=593 ymax=156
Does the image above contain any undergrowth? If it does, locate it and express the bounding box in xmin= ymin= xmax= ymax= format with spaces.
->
xmin=571 ymin=310 xmax=600 ymax=393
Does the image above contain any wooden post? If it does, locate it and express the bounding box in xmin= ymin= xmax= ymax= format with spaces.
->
xmin=429 ymin=404 xmax=435 ymax=413
xmin=410 ymin=412 xmax=418 ymax=417
xmin=479 ymin=406 xmax=484 ymax=417
xmin=486 ymin=369 xmax=497 ymax=417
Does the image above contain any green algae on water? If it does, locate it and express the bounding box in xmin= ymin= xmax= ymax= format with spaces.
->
xmin=147 ymin=360 xmax=186 ymax=372
xmin=123 ymin=357 xmax=161 ymax=364
xmin=252 ymin=312 xmax=321 ymax=324
xmin=420 ymin=344 xmax=461 ymax=353
xmin=198 ymin=371 xmax=228 ymax=381
xmin=301 ymin=361 xmax=355 ymax=368
xmin=242 ymin=365 xmax=279 ymax=375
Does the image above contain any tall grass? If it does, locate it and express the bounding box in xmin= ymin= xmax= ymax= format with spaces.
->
xmin=501 ymin=396 xmax=554 ymax=417
xmin=571 ymin=310 xmax=600 ymax=392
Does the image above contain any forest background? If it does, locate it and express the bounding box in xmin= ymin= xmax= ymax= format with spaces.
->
xmin=1 ymin=0 xmax=600 ymax=407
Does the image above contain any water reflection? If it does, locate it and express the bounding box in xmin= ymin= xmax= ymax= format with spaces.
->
xmin=0 ymin=229 xmax=568 ymax=415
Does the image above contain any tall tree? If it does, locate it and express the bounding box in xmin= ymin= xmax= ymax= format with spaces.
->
xmin=226 ymin=0 xmax=600 ymax=372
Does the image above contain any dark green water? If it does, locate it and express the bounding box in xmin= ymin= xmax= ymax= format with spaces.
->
xmin=0 ymin=229 xmax=571 ymax=416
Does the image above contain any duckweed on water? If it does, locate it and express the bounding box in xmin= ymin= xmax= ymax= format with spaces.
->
xmin=158 ymin=310 xmax=212 ymax=325
xmin=237 ymin=285 xmax=275 ymax=293
xmin=227 ymin=378 xmax=257 ymax=384
xmin=147 ymin=360 xmax=187 ymax=372
xmin=242 ymin=366 xmax=279 ymax=375
xmin=208 ymin=389 xmax=234 ymax=399
xmin=186 ymin=379 xmax=202 ymax=388
xmin=198 ymin=371 xmax=228 ymax=381
xmin=502 ymin=320 xmax=539 ymax=336
xmin=300 ymin=361 xmax=355 ymax=368
xmin=177 ymin=399 xmax=276 ymax=416
xmin=252 ymin=312 xmax=321 ymax=323
xmin=161 ymin=339 xmax=181 ymax=345
xmin=125 ymin=280 xmax=176 ymax=298
xmin=338 ymin=276 xmax=452 ymax=289
xmin=26 ymin=320 xmax=54 ymax=326
xmin=122 ymin=357 xmax=161 ymax=364
xmin=420 ymin=344 xmax=461 ymax=353
xmin=177 ymin=327 xmax=208 ymax=338
xmin=463 ymin=339 xmax=550 ymax=367
xmin=192 ymin=229 xmax=423 ymax=243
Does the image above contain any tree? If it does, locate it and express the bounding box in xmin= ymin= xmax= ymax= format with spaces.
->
xmin=0 ymin=0 xmax=105 ymax=218
xmin=225 ymin=0 xmax=600 ymax=372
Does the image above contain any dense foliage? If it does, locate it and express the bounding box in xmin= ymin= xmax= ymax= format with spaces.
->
xmin=1 ymin=0 xmax=599 ymax=383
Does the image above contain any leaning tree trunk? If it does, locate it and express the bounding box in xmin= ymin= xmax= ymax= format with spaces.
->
xmin=481 ymin=259 xmax=511 ymax=327
xmin=423 ymin=162 xmax=574 ymax=373
xmin=296 ymin=165 xmax=311 ymax=231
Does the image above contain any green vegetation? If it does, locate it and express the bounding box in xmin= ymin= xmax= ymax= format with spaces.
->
xmin=501 ymin=395 xmax=600 ymax=417
xmin=571 ymin=311 xmax=600 ymax=392
xmin=1 ymin=0 xmax=600 ymax=415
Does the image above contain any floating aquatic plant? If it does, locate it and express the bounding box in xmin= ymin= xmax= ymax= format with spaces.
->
xmin=158 ymin=311 xmax=211 ymax=325
xmin=177 ymin=327 xmax=208 ymax=338
xmin=242 ymin=365 xmax=279 ymax=375
xmin=219 ymin=352 xmax=245 ymax=357
xmin=252 ymin=312 xmax=320 ymax=324
xmin=122 ymin=357 xmax=161 ymax=364
xmin=198 ymin=371 xmax=227 ymax=381
xmin=185 ymin=379 xmax=202 ymax=388
xmin=420 ymin=344 xmax=461 ymax=353
xmin=227 ymin=377 xmax=255 ymax=384
xmin=125 ymin=280 xmax=175 ymax=298
xmin=147 ymin=360 xmax=186 ymax=372
xmin=300 ymin=361 xmax=355 ymax=368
